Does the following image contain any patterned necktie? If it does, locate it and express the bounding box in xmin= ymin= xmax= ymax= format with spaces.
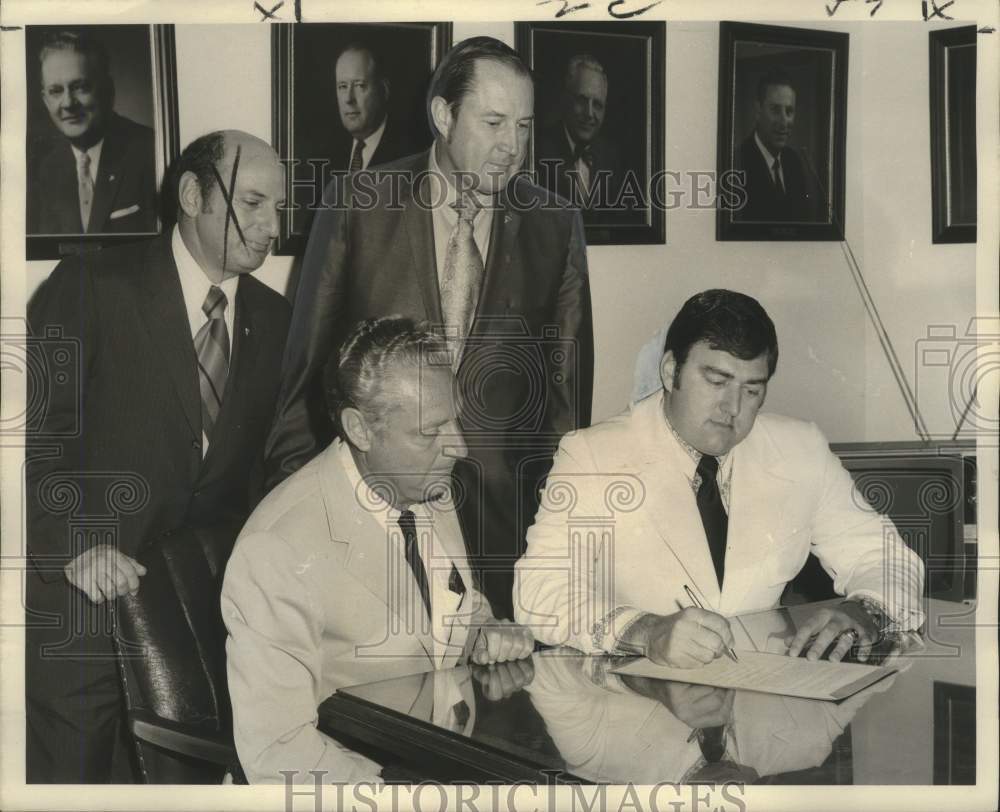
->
xmin=696 ymin=454 xmax=728 ymax=587
xmin=771 ymin=157 xmax=785 ymax=195
xmin=77 ymin=151 xmax=94 ymax=233
xmin=349 ymin=139 xmax=366 ymax=172
xmin=399 ymin=510 xmax=432 ymax=621
xmin=193 ymin=286 xmax=230 ymax=440
xmin=440 ymin=199 xmax=484 ymax=352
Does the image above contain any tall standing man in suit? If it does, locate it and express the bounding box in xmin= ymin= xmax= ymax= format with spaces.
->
xmin=332 ymin=42 xmax=415 ymax=171
xmin=29 ymin=30 xmax=158 ymax=235
xmin=535 ymin=54 xmax=625 ymax=219
xmin=25 ymin=130 xmax=290 ymax=782
xmin=266 ymin=36 xmax=594 ymax=620
xmin=734 ymin=69 xmax=821 ymax=222
xmin=224 ymin=317 xmax=533 ymax=783
xmin=516 ymin=289 xmax=924 ymax=665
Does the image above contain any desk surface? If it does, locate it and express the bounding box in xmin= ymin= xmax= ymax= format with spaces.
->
xmin=318 ymin=600 xmax=976 ymax=785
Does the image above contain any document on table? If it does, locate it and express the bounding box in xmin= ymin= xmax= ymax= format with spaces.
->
xmin=610 ymin=650 xmax=897 ymax=701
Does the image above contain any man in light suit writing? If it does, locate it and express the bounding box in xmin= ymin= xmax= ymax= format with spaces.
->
xmin=515 ymin=289 xmax=924 ymax=666
xmin=223 ymin=317 xmax=533 ymax=784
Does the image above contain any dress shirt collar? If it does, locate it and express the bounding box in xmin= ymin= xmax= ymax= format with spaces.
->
xmin=658 ymin=391 xmax=732 ymax=475
xmin=171 ymin=225 xmax=239 ymax=345
xmin=429 ymin=141 xmax=497 ymax=222
xmin=70 ymin=139 xmax=103 ymax=182
xmin=355 ymin=116 xmax=387 ymax=169
xmin=753 ymin=131 xmax=780 ymax=168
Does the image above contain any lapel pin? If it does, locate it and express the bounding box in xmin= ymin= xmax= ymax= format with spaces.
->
xmin=108 ymin=174 xmax=115 ymax=181
xmin=244 ymin=326 xmax=251 ymax=337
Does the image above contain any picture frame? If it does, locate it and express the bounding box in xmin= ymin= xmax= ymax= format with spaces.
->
xmin=515 ymin=21 xmax=666 ymax=246
xmin=929 ymin=25 xmax=977 ymax=244
xmin=24 ymin=24 xmax=180 ymax=261
xmin=271 ymin=22 xmax=453 ymax=255
xmin=716 ymin=21 xmax=848 ymax=242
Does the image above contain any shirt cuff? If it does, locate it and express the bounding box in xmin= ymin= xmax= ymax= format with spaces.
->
xmin=845 ymin=590 xmax=926 ymax=632
xmin=589 ymin=605 xmax=645 ymax=654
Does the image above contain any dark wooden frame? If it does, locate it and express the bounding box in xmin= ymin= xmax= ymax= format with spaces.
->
xmin=514 ymin=21 xmax=666 ymax=246
xmin=271 ymin=22 xmax=453 ymax=256
xmin=716 ymin=21 xmax=848 ymax=242
xmin=25 ymin=25 xmax=180 ymax=261
xmin=929 ymin=26 xmax=977 ymax=244
xmin=932 ymin=681 xmax=976 ymax=784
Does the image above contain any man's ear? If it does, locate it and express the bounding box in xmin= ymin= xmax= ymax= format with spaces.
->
xmin=430 ymin=96 xmax=453 ymax=141
xmin=659 ymin=351 xmax=677 ymax=393
xmin=341 ymin=406 xmax=372 ymax=451
xmin=177 ymin=170 xmax=205 ymax=218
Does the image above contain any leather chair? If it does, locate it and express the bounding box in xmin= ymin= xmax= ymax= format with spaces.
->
xmin=112 ymin=521 xmax=246 ymax=783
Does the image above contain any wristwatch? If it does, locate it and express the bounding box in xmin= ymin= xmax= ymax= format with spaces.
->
xmin=843 ymin=597 xmax=894 ymax=641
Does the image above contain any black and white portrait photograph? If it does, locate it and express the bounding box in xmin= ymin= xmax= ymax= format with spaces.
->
xmin=516 ymin=21 xmax=665 ymax=245
xmin=272 ymin=22 xmax=452 ymax=253
xmin=717 ymin=22 xmax=848 ymax=241
xmin=24 ymin=24 xmax=179 ymax=259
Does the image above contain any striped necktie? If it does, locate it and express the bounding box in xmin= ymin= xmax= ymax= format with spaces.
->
xmin=399 ymin=510 xmax=432 ymax=621
xmin=193 ymin=286 xmax=230 ymax=440
xmin=349 ymin=139 xmax=366 ymax=172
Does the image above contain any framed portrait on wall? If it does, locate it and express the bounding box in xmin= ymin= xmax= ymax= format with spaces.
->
xmin=716 ymin=22 xmax=848 ymax=242
xmin=271 ymin=22 xmax=453 ymax=255
xmin=25 ymin=25 xmax=180 ymax=260
xmin=929 ymin=25 xmax=977 ymax=244
xmin=515 ymin=20 xmax=666 ymax=246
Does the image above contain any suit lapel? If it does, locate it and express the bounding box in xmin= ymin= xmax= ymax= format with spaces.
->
xmin=319 ymin=446 xmax=436 ymax=663
xmin=133 ymin=238 xmax=201 ymax=442
xmin=49 ymin=143 xmax=84 ymax=232
xmin=402 ymin=163 xmax=443 ymax=324
xmin=89 ymin=118 xmax=125 ymax=232
xmin=475 ymin=188 xmax=520 ymax=330
xmin=721 ymin=425 xmax=795 ymax=613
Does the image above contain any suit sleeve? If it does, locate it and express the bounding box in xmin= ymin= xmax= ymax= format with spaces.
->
xmin=263 ymin=177 xmax=351 ymax=490
xmin=805 ymin=424 xmax=926 ymax=630
xmin=514 ymin=431 xmax=643 ymax=653
xmin=546 ymin=210 xmax=594 ymax=436
xmin=25 ymin=259 xmax=97 ymax=580
xmin=221 ymin=531 xmax=383 ymax=784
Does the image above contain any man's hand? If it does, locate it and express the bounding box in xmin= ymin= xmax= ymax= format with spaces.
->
xmin=469 ymin=619 xmax=534 ymax=665
xmin=64 ymin=544 xmax=147 ymax=604
xmin=634 ymin=609 xmax=735 ymax=668
xmin=620 ymin=675 xmax=734 ymax=729
xmin=786 ymin=602 xmax=879 ymax=662
xmin=471 ymin=658 xmax=536 ymax=701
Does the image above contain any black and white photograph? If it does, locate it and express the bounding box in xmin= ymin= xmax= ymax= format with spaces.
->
xmin=516 ymin=20 xmax=665 ymax=245
xmin=24 ymin=24 xmax=179 ymax=259
xmin=0 ymin=2 xmax=996 ymax=809
xmin=272 ymin=22 xmax=452 ymax=253
xmin=716 ymin=21 xmax=848 ymax=241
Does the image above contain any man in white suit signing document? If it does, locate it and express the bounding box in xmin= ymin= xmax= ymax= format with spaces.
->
xmin=515 ymin=289 xmax=924 ymax=668
xmin=223 ymin=317 xmax=533 ymax=784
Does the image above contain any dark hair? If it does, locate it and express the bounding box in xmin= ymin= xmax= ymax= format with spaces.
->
xmin=335 ymin=41 xmax=389 ymax=84
xmin=426 ymin=36 xmax=531 ymax=137
xmin=756 ymin=68 xmax=795 ymax=104
xmin=664 ymin=289 xmax=779 ymax=379
xmin=324 ymin=317 xmax=451 ymax=442
xmin=173 ymin=131 xmax=227 ymax=214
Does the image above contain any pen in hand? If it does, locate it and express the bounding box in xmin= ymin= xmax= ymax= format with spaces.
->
xmin=682 ymin=584 xmax=739 ymax=663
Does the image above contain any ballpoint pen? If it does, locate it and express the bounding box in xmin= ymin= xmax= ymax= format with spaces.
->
xmin=683 ymin=584 xmax=738 ymax=662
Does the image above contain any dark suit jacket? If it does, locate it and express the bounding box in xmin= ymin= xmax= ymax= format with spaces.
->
xmin=329 ymin=116 xmax=418 ymax=172
xmin=25 ymin=235 xmax=290 ymax=664
xmin=534 ymin=125 xmax=627 ymax=223
xmin=734 ymin=133 xmax=822 ymax=223
xmin=28 ymin=112 xmax=158 ymax=236
xmin=264 ymin=150 xmax=594 ymax=617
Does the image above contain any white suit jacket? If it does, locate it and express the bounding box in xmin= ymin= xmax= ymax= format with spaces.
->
xmin=222 ymin=441 xmax=493 ymax=783
xmin=514 ymin=393 xmax=925 ymax=653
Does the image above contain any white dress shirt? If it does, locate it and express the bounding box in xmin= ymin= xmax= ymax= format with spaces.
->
xmin=70 ymin=140 xmax=103 ymax=185
xmin=171 ymin=225 xmax=239 ymax=455
xmin=754 ymin=131 xmax=785 ymax=190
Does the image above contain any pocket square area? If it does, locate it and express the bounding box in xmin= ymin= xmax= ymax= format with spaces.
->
xmin=110 ymin=204 xmax=141 ymax=219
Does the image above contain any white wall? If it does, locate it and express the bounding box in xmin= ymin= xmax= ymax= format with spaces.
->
xmin=20 ymin=20 xmax=978 ymax=443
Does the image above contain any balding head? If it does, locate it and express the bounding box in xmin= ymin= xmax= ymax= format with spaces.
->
xmin=176 ymin=129 xmax=285 ymax=282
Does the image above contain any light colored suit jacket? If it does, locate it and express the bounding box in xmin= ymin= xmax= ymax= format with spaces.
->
xmin=514 ymin=393 xmax=925 ymax=653
xmin=222 ymin=441 xmax=494 ymax=783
